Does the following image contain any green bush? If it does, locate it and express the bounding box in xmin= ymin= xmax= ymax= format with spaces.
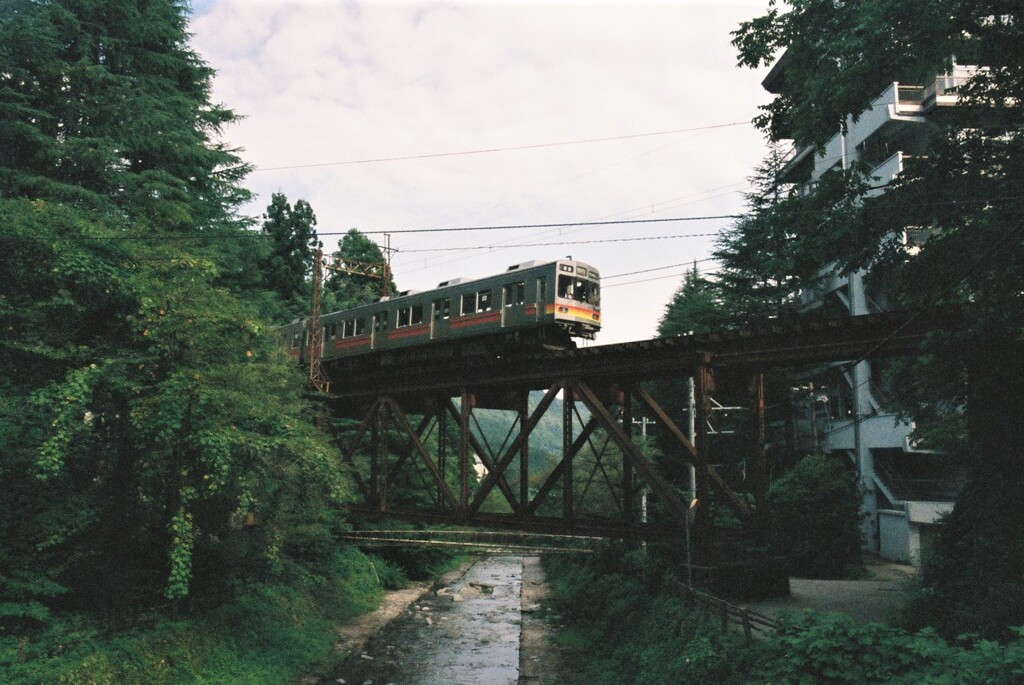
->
xmin=767 ymin=453 xmax=864 ymax=578
xmin=0 ymin=546 xmax=384 ymax=685
xmin=545 ymin=550 xmax=1024 ymax=685
xmin=366 ymin=555 xmax=409 ymax=590
xmin=544 ymin=547 xmax=760 ymax=685
xmin=756 ymin=613 xmax=1024 ymax=685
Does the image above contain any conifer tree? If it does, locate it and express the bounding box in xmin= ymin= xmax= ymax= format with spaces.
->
xmin=0 ymin=0 xmax=347 ymax=621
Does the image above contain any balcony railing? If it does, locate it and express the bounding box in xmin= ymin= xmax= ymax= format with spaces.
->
xmin=921 ymin=67 xmax=977 ymax=107
xmin=897 ymin=85 xmax=925 ymax=104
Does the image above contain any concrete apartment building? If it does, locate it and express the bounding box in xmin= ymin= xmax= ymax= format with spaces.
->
xmin=761 ymin=59 xmax=973 ymax=564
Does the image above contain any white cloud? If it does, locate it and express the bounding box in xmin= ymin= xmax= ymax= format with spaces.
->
xmin=191 ymin=0 xmax=773 ymax=343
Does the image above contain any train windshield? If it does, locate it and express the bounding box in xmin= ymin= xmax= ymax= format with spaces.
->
xmin=557 ymin=275 xmax=600 ymax=306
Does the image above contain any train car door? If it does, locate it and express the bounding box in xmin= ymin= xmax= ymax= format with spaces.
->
xmin=371 ymin=310 xmax=388 ymax=350
xmin=430 ymin=297 xmax=450 ymax=340
xmin=533 ymin=276 xmax=547 ymax=321
xmin=501 ymin=280 xmax=527 ymax=329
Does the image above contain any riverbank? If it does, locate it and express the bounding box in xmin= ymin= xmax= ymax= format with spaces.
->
xmin=519 ymin=556 xmax=568 ymax=684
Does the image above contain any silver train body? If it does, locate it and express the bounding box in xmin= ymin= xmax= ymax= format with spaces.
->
xmin=283 ymin=258 xmax=601 ymax=363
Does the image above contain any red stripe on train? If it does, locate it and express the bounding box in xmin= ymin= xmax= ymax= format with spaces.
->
xmin=335 ymin=336 xmax=371 ymax=350
xmin=450 ymin=311 xmax=502 ymax=329
xmin=388 ymin=324 xmax=431 ymax=341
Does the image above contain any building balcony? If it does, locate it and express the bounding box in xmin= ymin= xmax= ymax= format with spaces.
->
xmin=823 ymin=413 xmax=912 ymax=452
xmin=780 ymin=70 xmax=974 ymax=187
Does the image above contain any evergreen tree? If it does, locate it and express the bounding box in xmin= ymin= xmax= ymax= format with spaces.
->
xmin=323 ymin=228 xmax=396 ymax=312
xmin=0 ymin=0 xmax=251 ymax=225
xmin=0 ymin=0 xmax=347 ymax=625
xmin=260 ymin=192 xmax=320 ymax=318
xmin=656 ymin=263 xmax=727 ymax=337
xmin=714 ymin=141 xmax=807 ymax=320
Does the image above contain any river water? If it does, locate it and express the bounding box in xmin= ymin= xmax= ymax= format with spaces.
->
xmin=329 ymin=555 xmax=524 ymax=685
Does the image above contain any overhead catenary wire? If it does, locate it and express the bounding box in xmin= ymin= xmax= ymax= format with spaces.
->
xmin=396 ymin=233 xmax=722 ymax=253
xmin=251 ymin=121 xmax=752 ymax=172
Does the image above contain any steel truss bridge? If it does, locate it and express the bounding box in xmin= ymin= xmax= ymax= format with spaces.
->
xmin=318 ymin=309 xmax=960 ymax=556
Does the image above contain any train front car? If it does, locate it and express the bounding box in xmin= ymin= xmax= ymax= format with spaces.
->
xmin=550 ymin=259 xmax=601 ymax=341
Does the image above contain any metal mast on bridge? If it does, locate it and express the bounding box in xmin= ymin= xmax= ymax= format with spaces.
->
xmin=307 ymin=235 xmax=394 ymax=392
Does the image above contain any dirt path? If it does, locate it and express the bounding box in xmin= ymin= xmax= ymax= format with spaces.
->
xmin=519 ymin=556 xmax=568 ymax=684
xmin=742 ymin=557 xmax=917 ymax=625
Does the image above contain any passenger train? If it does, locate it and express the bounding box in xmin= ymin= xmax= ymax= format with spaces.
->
xmin=283 ymin=258 xmax=600 ymax=364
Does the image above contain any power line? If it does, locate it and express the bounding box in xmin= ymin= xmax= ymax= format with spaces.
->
xmin=396 ymin=233 xmax=721 ymax=253
xmin=252 ymin=122 xmax=752 ymax=172
xmin=351 ymin=215 xmax=740 ymax=236
xmin=604 ymin=258 xmax=717 ymax=280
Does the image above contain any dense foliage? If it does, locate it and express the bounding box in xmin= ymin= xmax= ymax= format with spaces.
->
xmin=259 ymin=192 xmax=320 ymax=319
xmin=766 ymin=454 xmax=863 ymax=578
xmin=544 ymin=548 xmax=1024 ymax=685
xmin=0 ymin=0 xmax=363 ymax=654
xmin=729 ymin=1 xmax=1024 ymax=637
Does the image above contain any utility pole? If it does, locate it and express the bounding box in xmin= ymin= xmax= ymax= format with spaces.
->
xmin=306 ymin=234 xmax=394 ymax=393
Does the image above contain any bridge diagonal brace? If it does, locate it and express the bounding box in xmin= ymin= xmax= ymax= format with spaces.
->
xmin=389 ymin=413 xmax=434 ymax=480
xmin=330 ymin=399 xmax=388 ymax=501
xmin=573 ymin=380 xmax=690 ymax=526
xmin=382 ymin=398 xmax=460 ymax=511
xmin=527 ymin=415 xmax=601 ymax=515
xmin=448 ymin=401 xmax=524 ymax=511
xmin=469 ymin=382 xmax=562 ymax=515
xmin=629 ymin=384 xmax=752 ymax=522
xmin=445 ymin=400 xmax=521 ymax=514
xmin=579 ymin=433 xmax=623 ymax=514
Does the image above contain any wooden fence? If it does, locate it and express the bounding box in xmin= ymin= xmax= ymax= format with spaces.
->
xmin=673 ymin=581 xmax=779 ymax=645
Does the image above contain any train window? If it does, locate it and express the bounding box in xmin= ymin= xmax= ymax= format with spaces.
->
xmin=397 ymin=306 xmax=410 ymax=327
xmin=410 ymin=304 xmax=424 ymax=325
xmin=291 ymin=332 xmax=301 ymax=349
xmin=558 ymin=275 xmax=575 ymax=299
xmin=461 ymin=292 xmax=476 ymax=315
xmin=343 ymin=319 xmax=354 ymax=337
xmin=557 ymin=276 xmax=599 ymax=305
xmin=374 ymin=312 xmax=388 ymax=330
xmin=536 ymin=277 xmax=546 ymax=301
xmin=355 ymin=318 xmax=366 ymax=335
xmin=478 ymin=290 xmax=492 ymax=312
xmin=433 ymin=298 xmax=450 ymax=320
xmin=504 ymin=282 xmax=525 ymax=306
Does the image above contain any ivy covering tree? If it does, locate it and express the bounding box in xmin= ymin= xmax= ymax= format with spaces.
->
xmin=731 ymin=1 xmax=1024 ymax=638
xmin=0 ymin=0 xmax=349 ymax=633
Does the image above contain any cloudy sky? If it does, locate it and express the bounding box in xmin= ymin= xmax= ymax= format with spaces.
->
xmin=188 ymin=1 xmax=774 ymax=344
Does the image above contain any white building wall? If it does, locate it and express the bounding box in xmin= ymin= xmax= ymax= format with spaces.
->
xmin=879 ymin=509 xmax=911 ymax=562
